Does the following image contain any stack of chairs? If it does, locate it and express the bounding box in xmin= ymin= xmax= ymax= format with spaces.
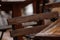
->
xmin=0 ymin=0 xmax=60 ymax=40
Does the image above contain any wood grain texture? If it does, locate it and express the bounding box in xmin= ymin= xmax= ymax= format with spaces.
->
xmin=0 ymin=0 xmax=45 ymax=11
xmin=8 ymin=12 xmax=59 ymax=25
xmin=12 ymin=3 xmax=24 ymax=40
xmin=40 ymin=18 xmax=60 ymax=33
xmin=11 ymin=25 xmax=49 ymax=37
xmin=41 ymin=2 xmax=60 ymax=9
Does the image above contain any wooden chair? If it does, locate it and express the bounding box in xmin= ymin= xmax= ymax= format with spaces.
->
xmin=1 ymin=0 xmax=60 ymax=40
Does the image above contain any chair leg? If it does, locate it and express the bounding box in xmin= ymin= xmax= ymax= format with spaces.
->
xmin=0 ymin=29 xmax=7 ymax=40
xmin=0 ymin=31 xmax=5 ymax=40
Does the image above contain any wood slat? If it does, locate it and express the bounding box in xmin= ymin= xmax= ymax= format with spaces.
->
xmin=41 ymin=2 xmax=60 ymax=9
xmin=0 ymin=1 xmax=32 ymax=11
xmin=33 ymin=19 xmax=60 ymax=37
xmin=11 ymin=25 xmax=49 ymax=37
xmin=8 ymin=12 xmax=59 ymax=25
xmin=2 ymin=0 xmax=60 ymax=12
xmin=0 ymin=0 xmax=44 ymax=11
xmin=1 ymin=1 xmax=60 ymax=11
xmin=40 ymin=18 xmax=60 ymax=33
xmin=46 ymin=23 xmax=60 ymax=36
